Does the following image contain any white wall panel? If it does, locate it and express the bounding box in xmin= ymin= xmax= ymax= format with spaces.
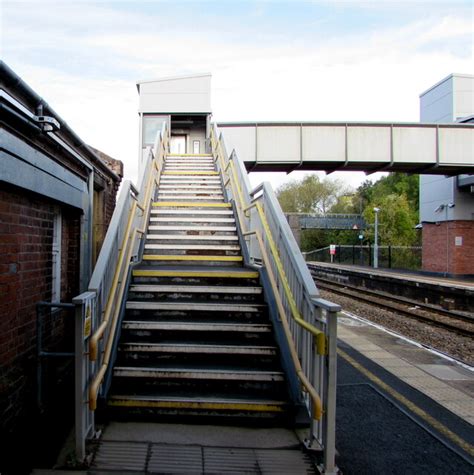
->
xmin=302 ymin=126 xmax=345 ymax=163
xmin=221 ymin=127 xmax=256 ymax=162
xmin=138 ymin=75 xmax=211 ymax=113
xmin=347 ymin=126 xmax=390 ymax=163
xmin=393 ymin=127 xmax=436 ymax=163
xmin=439 ymin=128 xmax=474 ymax=165
xmin=257 ymin=126 xmax=300 ymax=163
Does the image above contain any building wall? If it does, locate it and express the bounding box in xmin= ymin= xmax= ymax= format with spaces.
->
xmin=422 ymin=221 xmax=474 ymax=276
xmin=0 ymin=184 xmax=81 ymax=434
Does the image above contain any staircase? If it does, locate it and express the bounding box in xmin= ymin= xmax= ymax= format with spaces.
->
xmin=107 ymin=153 xmax=292 ymax=422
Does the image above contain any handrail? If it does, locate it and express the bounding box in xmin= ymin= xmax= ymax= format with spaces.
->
xmin=210 ymin=127 xmax=333 ymax=419
xmin=82 ymin=121 xmax=169 ymax=411
xmin=212 ymin=130 xmax=327 ymax=354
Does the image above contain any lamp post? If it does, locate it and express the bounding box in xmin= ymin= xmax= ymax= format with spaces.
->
xmin=434 ymin=202 xmax=455 ymax=276
xmin=373 ymin=207 xmax=380 ymax=269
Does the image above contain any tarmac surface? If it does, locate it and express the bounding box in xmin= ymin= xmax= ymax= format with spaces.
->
xmin=336 ymin=313 xmax=474 ymax=474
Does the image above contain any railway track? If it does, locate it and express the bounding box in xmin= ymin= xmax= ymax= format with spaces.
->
xmin=308 ymin=269 xmax=474 ymax=338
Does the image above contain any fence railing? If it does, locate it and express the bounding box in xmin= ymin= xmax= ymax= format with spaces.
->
xmin=304 ymin=244 xmax=422 ymax=270
xmin=211 ymin=125 xmax=340 ymax=474
xmin=72 ymin=122 xmax=169 ymax=460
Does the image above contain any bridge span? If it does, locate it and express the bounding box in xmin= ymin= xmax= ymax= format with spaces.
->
xmin=218 ymin=121 xmax=474 ymax=174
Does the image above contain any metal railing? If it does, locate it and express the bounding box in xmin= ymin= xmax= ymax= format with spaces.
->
xmin=72 ymin=122 xmax=169 ymax=460
xmin=211 ymin=125 xmax=340 ymax=474
xmin=305 ymin=244 xmax=422 ymax=270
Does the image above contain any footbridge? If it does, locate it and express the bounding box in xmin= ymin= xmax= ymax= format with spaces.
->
xmin=73 ymin=122 xmax=341 ymax=473
xmin=69 ymin=74 xmax=473 ymax=475
xmin=218 ymin=122 xmax=474 ymax=174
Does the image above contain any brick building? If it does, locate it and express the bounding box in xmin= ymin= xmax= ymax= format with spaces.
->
xmin=0 ymin=62 xmax=122 ymax=471
xmin=419 ymin=74 xmax=474 ymax=277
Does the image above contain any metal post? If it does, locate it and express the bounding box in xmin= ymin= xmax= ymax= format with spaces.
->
xmin=373 ymin=208 xmax=380 ymax=269
xmin=445 ymin=205 xmax=449 ymax=276
xmin=73 ymin=291 xmax=96 ymax=462
xmin=323 ymin=306 xmax=340 ymax=474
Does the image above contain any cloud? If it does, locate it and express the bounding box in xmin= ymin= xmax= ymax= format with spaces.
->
xmin=2 ymin=1 xmax=472 ymax=187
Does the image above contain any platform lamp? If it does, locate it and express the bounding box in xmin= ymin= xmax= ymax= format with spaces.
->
xmin=434 ymin=202 xmax=455 ymax=276
xmin=373 ymin=207 xmax=380 ymax=269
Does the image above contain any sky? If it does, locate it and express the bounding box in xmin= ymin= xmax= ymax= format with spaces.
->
xmin=1 ymin=0 xmax=473 ymax=191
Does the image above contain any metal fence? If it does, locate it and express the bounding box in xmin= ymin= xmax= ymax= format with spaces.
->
xmin=304 ymin=245 xmax=422 ymax=271
xmin=212 ymin=125 xmax=340 ymax=475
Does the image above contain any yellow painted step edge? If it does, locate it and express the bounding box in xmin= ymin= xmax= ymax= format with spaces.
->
xmin=162 ymin=171 xmax=218 ymax=175
xmin=143 ymin=255 xmax=243 ymax=262
xmin=152 ymin=202 xmax=231 ymax=208
xmin=108 ymin=399 xmax=284 ymax=412
xmin=167 ymin=154 xmax=213 ymax=157
xmin=133 ymin=269 xmax=259 ymax=278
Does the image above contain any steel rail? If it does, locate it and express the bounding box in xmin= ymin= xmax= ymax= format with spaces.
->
xmin=314 ymin=278 xmax=474 ymax=338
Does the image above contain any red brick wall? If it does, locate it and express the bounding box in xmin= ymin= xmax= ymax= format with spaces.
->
xmin=0 ymin=184 xmax=80 ymax=434
xmin=422 ymin=221 xmax=474 ymax=276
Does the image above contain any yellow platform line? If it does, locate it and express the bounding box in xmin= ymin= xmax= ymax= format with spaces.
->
xmin=338 ymin=348 xmax=474 ymax=458
xmin=133 ymin=269 xmax=259 ymax=279
xmin=152 ymin=202 xmax=231 ymax=208
xmin=163 ymin=171 xmax=219 ymax=175
xmin=143 ymin=255 xmax=243 ymax=262
xmin=108 ymin=399 xmax=284 ymax=412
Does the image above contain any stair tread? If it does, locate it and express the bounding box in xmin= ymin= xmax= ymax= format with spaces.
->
xmin=150 ymin=217 xmax=234 ymax=223
xmin=108 ymin=395 xmax=286 ymax=405
xmin=132 ymin=265 xmax=259 ymax=278
xmin=113 ymin=366 xmax=285 ymax=380
xmin=126 ymin=301 xmax=264 ymax=311
xmin=129 ymin=285 xmax=262 ymax=294
xmin=122 ymin=321 xmax=271 ymax=331
xmin=152 ymin=202 xmax=231 ymax=208
xmin=120 ymin=342 xmax=277 ymax=354
xmin=146 ymin=234 xmax=239 ymax=241
xmin=151 ymin=209 xmax=233 ymax=215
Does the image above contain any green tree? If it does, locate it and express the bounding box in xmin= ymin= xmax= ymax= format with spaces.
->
xmin=277 ymin=174 xmax=347 ymax=214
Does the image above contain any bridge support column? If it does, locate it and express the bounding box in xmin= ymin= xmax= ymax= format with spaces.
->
xmin=286 ymin=214 xmax=301 ymax=247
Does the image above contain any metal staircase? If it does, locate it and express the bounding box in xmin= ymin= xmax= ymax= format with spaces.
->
xmin=73 ymin=122 xmax=339 ymax=473
xmin=107 ymin=153 xmax=292 ymax=421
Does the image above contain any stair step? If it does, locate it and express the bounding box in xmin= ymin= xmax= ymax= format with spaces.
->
xmin=107 ymin=395 xmax=285 ymax=412
xmin=129 ymin=285 xmax=262 ymax=294
xmin=152 ymin=202 xmax=231 ymax=208
xmin=142 ymin=255 xmax=242 ymax=263
xmin=157 ymin=190 xmax=223 ymax=195
xmin=113 ymin=367 xmax=285 ymax=381
xmin=148 ymin=225 xmax=236 ymax=232
xmin=119 ymin=343 xmax=276 ymax=355
xmin=162 ymin=171 xmax=219 ymax=176
xmin=151 ymin=209 xmax=233 ymax=215
xmin=122 ymin=321 xmax=271 ymax=332
xmin=158 ymin=185 xmax=222 ymax=190
xmin=150 ymin=217 xmax=234 ymax=223
xmin=167 ymin=154 xmax=213 ymax=157
xmin=146 ymin=234 xmax=238 ymax=241
xmin=126 ymin=302 xmax=262 ymax=312
xmin=157 ymin=196 xmax=224 ymax=201
xmin=132 ymin=267 xmax=259 ymax=279
xmin=144 ymin=244 xmax=240 ymax=251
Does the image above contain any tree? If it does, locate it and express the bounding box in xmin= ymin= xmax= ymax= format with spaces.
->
xmin=277 ymin=174 xmax=347 ymax=214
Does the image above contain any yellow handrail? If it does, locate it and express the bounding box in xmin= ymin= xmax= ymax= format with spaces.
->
xmin=88 ymin=147 xmax=163 ymax=410
xmin=211 ymin=130 xmax=326 ymax=420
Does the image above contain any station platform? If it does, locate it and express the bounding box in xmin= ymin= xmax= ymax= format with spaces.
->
xmin=308 ymin=262 xmax=474 ymax=311
xmin=336 ymin=312 xmax=474 ymax=474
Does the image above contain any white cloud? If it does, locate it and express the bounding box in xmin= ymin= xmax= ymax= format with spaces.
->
xmin=2 ymin=1 xmax=472 ymax=188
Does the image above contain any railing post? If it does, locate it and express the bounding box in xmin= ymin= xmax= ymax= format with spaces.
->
xmin=73 ymin=291 xmax=96 ymax=462
xmin=323 ymin=307 xmax=339 ymax=474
